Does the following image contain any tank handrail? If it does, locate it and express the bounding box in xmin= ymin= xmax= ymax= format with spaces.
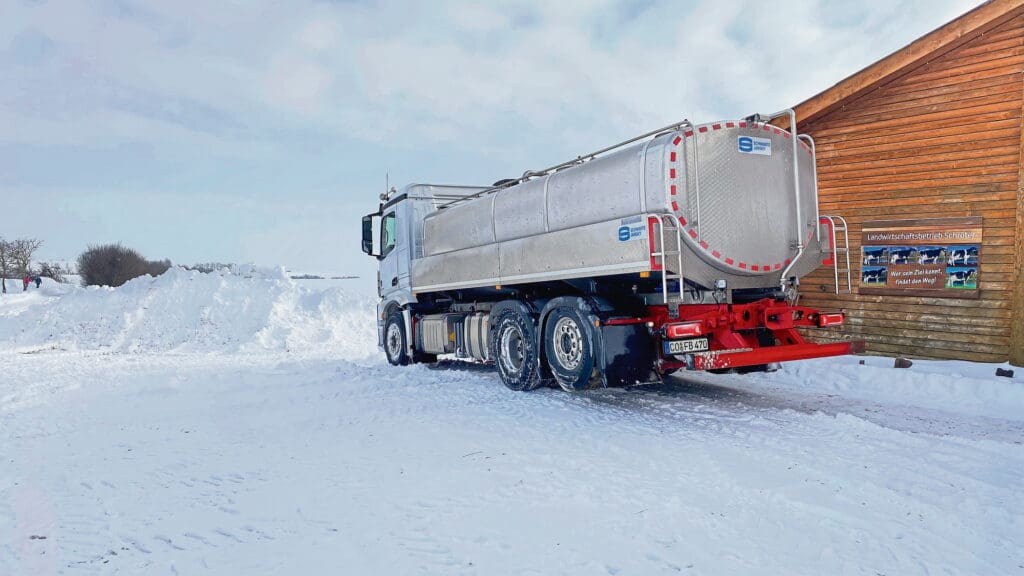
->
xmin=438 ymin=118 xmax=694 ymax=209
xmin=797 ymin=134 xmax=821 ymax=243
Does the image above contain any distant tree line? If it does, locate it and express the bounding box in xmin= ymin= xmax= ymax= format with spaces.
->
xmin=0 ymin=237 xmax=260 ymax=293
xmin=182 ymin=262 xmax=235 ymax=273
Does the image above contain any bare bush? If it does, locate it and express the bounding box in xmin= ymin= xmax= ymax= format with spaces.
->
xmin=77 ymin=244 xmax=171 ymax=287
xmin=38 ymin=262 xmax=68 ymax=284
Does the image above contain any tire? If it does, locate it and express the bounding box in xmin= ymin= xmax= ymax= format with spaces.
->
xmin=543 ymin=306 xmax=602 ymax=392
xmin=384 ymin=311 xmax=410 ymax=366
xmin=490 ymin=308 xmax=544 ymax=391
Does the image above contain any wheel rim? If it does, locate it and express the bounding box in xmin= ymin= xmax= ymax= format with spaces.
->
xmin=552 ymin=316 xmax=583 ymax=370
xmin=499 ymin=323 xmax=525 ymax=375
xmin=386 ymin=321 xmax=403 ymax=359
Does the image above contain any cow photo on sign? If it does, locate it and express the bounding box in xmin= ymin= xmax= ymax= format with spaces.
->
xmin=888 ymin=246 xmax=914 ymax=265
xmin=861 ymin=266 xmax=888 ymax=286
xmin=948 ymin=245 xmax=979 ymax=266
xmin=862 ymin=246 xmax=889 ymax=266
xmin=946 ymin=267 xmax=978 ymax=290
xmin=915 ymin=246 xmax=947 ymax=265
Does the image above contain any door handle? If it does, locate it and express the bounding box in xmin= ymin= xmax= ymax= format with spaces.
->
xmin=391 ymin=277 xmax=398 ymax=287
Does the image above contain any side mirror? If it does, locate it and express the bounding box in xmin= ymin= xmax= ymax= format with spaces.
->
xmin=362 ymin=213 xmax=382 ymax=257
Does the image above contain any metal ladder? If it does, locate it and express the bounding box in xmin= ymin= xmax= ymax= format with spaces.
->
xmin=649 ymin=214 xmax=685 ymax=308
xmin=820 ymin=215 xmax=852 ymax=294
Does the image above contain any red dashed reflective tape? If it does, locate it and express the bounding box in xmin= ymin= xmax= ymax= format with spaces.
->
xmin=665 ymin=121 xmax=810 ymax=275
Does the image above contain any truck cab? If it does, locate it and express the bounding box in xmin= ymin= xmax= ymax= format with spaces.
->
xmin=362 ymin=184 xmax=489 ymax=350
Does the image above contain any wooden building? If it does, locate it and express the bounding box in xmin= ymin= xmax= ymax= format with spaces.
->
xmin=793 ymin=0 xmax=1024 ymax=365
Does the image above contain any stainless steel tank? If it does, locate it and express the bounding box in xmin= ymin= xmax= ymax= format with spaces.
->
xmin=415 ymin=119 xmax=822 ymax=292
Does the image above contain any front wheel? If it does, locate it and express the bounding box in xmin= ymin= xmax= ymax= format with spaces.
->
xmin=384 ymin=311 xmax=410 ymax=366
xmin=544 ymin=307 xmax=602 ymax=392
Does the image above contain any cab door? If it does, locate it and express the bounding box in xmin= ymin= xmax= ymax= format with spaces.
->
xmin=379 ymin=209 xmax=400 ymax=298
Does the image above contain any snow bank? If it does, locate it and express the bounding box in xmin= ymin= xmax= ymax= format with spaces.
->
xmin=772 ymin=355 xmax=1024 ymax=420
xmin=0 ymin=267 xmax=378 ymax=359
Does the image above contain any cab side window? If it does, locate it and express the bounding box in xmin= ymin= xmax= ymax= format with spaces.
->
xmin=381 ymin=212 xmax=397 ymax=257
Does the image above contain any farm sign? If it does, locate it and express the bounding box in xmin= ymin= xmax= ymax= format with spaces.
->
xmin=859 ymin=217 xmax=982 ymax=299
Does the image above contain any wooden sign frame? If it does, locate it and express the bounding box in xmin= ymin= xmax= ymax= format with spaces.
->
xmin=859 ymin=217 xmax=983 ymax=299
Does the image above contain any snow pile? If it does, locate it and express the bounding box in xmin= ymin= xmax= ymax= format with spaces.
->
xmin=774 ymin=355 xmax=1024 ymax=420
xmin=0 ymin=267 xmax=378 ymax=359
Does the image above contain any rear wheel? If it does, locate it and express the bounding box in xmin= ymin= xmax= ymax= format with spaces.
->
xmin=490 ymin=308 xmax=544 ymax=391
xmin=384 ymin=311 xmax=410 ymax=366
xmin=544 ymin=307 xmax=602 ymax=392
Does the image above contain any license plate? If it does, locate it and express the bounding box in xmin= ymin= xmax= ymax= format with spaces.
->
xmin=664 ymin=337 xmax=710 ymax=355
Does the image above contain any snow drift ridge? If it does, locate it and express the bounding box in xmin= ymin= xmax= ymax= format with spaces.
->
xmin=0 ymin=267 xmax=379 ymax=359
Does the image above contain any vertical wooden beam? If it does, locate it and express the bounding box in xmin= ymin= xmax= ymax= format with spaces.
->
xmin=1011 ymin=74 xmax=1024 ymax=366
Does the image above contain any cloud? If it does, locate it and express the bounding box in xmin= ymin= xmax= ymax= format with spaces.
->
xmin=264 ymin=55 xmax=333 ymax=115
xmin=299 ymin=18 xmax=343 ymax=52
xmin=0 ymin=0 xmax=984 ymax=271
xmin=4 ymin=0 xmax=983 ymax=152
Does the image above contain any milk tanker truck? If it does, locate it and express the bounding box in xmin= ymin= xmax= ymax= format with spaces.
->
xmin=361 ymin=110 xmax=865 ymax=391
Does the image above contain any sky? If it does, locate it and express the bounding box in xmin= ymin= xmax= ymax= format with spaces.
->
xmin=2 ymin=0 xmax=982 ymax=284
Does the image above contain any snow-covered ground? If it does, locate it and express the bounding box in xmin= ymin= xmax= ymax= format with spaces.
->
xmin=1 ymin=269 xmax=1022 ymax=575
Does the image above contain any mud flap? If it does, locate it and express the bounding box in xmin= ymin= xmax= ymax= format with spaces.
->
xmin=599 ymin=324 xmax=660 ymax=386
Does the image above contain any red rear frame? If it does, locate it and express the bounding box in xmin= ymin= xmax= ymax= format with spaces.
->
xmin=606 ymin=298 xmax=864 ymax=372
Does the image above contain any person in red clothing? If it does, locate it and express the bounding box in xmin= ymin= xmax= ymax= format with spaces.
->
xmin=22 ymin=275 xmax=30 ymax=291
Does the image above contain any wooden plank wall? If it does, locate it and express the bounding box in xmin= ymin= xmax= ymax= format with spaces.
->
xmin=798 ymin=14 xmax=1024 ymax=363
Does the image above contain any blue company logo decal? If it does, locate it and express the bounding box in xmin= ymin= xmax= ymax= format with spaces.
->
xmin=737 ymin=135 xmax=772 ymax=156
xmin=617 ymin=224 xmax=646 ymax=242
